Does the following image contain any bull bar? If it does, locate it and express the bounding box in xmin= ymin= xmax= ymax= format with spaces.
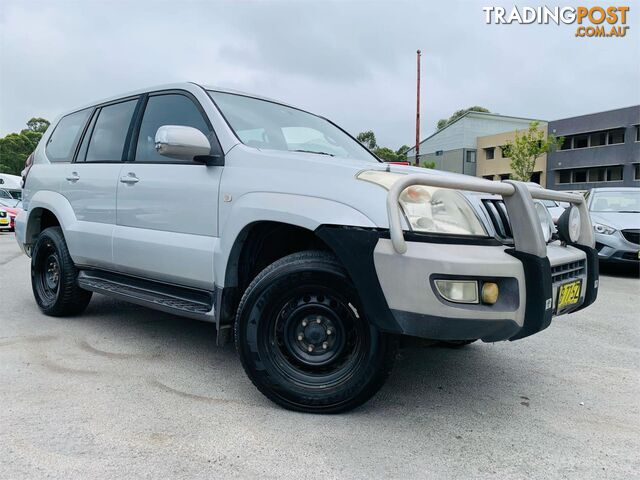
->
xmin=386 ymin=174 xmax=595 ymax=255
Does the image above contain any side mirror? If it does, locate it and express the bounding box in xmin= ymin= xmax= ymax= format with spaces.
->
xmin=155 ymin=125 xmax=223 ymax=166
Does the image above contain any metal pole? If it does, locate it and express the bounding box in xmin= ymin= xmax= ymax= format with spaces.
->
xmin=415 ymin=49 xmax=421 ymax=167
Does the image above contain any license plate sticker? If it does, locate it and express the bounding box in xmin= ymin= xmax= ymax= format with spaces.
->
xmin=557 ymin=280 xmax=582 ymax=313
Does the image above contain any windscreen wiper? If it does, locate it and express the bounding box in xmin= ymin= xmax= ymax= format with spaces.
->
xmin=290 ymin=149 xmax=334 ymax=157
xmin=618 ymin=210 xmax=640 ymax=213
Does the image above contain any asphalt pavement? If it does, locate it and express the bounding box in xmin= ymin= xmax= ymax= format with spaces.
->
xmin=0 ymin=231 xmax=638 ymax=479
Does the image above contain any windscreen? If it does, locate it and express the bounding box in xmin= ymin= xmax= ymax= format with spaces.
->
xmin=590 ymin=191 xmax=640 ymax=213
xmin=208 ymin=91 xmax=378 ymax=162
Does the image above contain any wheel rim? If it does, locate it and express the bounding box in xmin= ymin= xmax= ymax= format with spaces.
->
xmin=259 ymin=285 xmax=369 ymax=389
xmin=34 ymin=241 xmax=60 ymax=304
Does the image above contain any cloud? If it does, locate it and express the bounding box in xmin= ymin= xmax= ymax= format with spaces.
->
xmin=1 ymin=0 xmax=638 ymax=149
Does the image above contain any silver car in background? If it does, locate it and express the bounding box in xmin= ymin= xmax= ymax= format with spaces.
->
xmin=587 ymin=187 xmax=640 ymax=264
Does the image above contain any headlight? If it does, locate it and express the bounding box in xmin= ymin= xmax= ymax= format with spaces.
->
xmin=534 ymin=202 xmax=554 ymax=243
xmin=593 ymin=223 xmax=615 ymax=235
xmin=357 ymin=170 xmax=487 ymax=236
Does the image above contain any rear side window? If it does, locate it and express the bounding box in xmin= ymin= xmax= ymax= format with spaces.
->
xmin=45 ymin=109 xmax=92 ymax=162
xmin=85 ymin=100 xmax=137 ymax=162
xmin=135 ymin=94 xmax=211 ymax=163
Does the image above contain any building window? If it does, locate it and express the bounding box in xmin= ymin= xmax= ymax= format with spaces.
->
xmin=558 ymin=128 xmax=629 ymax=150
xmin=530 ymin=172 xmax=541 ymax=184
xmin=500 ymin=145 xmax=511 ymax=158
xmin=573 ymin=134 xmax=589 ymax=149
xmin=573 ymin=170 xmax=587 ymax=183
xmin=636 ymin=126 xmax=640 ymax=142
xmin=558 ymin=171 xmax=571 ymax=183
xmin=588 ymin=168 xmax=605 ymax=182
xmin=607 ymin=165 xmax=623 ymax=181
xmin=435 ymin=150 xmax=443 ymax=156
xmin=590 ymin=131 xmax=607 ymax=147
xmin=560 ymin=136 xmax=572 ymax=150
xmin=608 ymin=128 xmax=625 ymax=144
xmin=500 ymin=173 xmax=510 ymax=180
xmin=635 ymin=164 xmax=640 ymax=180
xmin=485 ymin=147 xmax=495 ymax=160
xmin=466 ymin=150 xmax=476 ymax=163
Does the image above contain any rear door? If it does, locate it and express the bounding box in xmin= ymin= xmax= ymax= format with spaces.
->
xmin=113 ymin=91 xmax=222 ymax=290
xmin=59 ymin=98 xmax=138 ymax=268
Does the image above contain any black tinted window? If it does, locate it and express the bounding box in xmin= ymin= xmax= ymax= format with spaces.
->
xmin=135 ymin=94 xmax=210 ymax=162
xmin=86 ymin=100 xmax=137 ymax=162
xmin=45 ymin=109 xmax=92 ymax=162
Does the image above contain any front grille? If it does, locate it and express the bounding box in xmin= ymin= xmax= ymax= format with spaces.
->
xmin=482 ymin=199 xmax=513 ymax=241
xmin=551 ymin=260 xmax=586 ymax=284
xmin=622 ymin=229 xmax=640 ymax=245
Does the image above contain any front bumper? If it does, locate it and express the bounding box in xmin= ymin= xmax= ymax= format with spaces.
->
xmin=316 ymin=226 xmax=598 ymax=343
xmin=595 ymin=231 xmax=639 ymax=264
xmin=374 ymin=238 xmax=597 ymax=342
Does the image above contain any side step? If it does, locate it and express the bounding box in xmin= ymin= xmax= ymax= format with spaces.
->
xmin=77 ymin=269 xmax=215 ymax=321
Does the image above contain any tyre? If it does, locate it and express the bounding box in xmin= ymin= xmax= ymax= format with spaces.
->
xmin=235 ymin=250 xmax=397 ymax=413
xmin=31 ymin=226 xmax=92 ymax=316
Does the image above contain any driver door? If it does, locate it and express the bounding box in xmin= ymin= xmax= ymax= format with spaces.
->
xmin=112 ymin=91 xmax=223 ymax=290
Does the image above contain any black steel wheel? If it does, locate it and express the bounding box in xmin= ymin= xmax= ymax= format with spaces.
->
xmin=31 ymin=227 xmax=92 ymax=316
xmin=235 ymin=250 xmax=397 ymax=413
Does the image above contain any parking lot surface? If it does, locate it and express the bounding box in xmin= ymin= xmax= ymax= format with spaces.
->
xmin=0 ymin=232 xmax=638 ymax=479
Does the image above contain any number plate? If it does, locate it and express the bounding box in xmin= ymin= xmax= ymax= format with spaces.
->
xmin=0 ymin=218 xmax=9 ymax=225
xmin=556 ymin=280 xmax=582 ymax=313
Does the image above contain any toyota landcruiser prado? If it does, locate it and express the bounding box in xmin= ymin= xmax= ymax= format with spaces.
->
xmin=15 ymin=83 xmax=598 ymax=413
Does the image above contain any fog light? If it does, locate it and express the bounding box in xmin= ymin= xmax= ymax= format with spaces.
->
xmin=481 ymin=282 xmax=499 ymax=305
xmin=434 ymin=280 xmax=478 ymax=304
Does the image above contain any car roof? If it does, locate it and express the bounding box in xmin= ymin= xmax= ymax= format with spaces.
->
xmin=57 ymin=82 xmax=293 ymax=119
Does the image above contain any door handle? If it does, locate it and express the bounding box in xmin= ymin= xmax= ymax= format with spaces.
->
xmin=120 ymin=173 xmax=139 ymax=184
xmin=65 ymin=172 xmax=80 ymax=182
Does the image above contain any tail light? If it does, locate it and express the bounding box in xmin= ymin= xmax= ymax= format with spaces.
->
xmin=21 ymin=153 xmax=34 ymax=188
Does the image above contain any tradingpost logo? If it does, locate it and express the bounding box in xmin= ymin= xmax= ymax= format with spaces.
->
xmin=482 ymin=5 xmax=630 ymax=37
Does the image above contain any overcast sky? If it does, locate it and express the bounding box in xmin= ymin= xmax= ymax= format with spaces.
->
xmin=1 ymin=0 xmax=638 ymax=148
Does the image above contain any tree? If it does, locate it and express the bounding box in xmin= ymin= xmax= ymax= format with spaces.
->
xmin=421 ymin=160 xmax=436 ymax=169
xmin=395 ymin=145 xmax=410 ymax=161
xmin=25 ymin=117 xmax=50 ymax=134
xmin=356 ymin=131 xmax=410 ymax=163
xmin=505 ymin=121 xmax=563 ymax=182
xmin=437 ymin=106 xmax=490 ymax=130
xmin=0 ymin=117 xmax=49 ymax=175
xmin=356 ymin=130 xmax=377 ymax=150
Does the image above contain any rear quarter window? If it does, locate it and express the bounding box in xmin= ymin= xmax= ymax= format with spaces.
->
xmin=45 ymin=108 xmax=92 ymax=162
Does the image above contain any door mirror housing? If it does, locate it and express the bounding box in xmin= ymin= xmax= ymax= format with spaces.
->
xmin=155 ymin=125 xmax=214 ymax=162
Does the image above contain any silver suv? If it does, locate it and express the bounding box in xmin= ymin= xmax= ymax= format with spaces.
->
xmin=16 ymin=83 xmax=599 ymax=412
